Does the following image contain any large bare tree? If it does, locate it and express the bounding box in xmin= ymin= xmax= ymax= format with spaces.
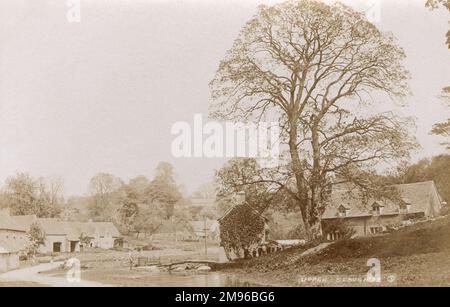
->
xmin=210 ymin=0 xmax=415 ymax=238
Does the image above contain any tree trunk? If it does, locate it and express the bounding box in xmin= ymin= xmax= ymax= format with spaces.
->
xmin=288 ymin=118 xmax=314 ymax=239
xmin=308 ymin=124 xmax=323 ymax=240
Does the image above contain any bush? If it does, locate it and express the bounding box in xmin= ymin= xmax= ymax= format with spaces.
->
xmin=321 ymin=219 xmax=356 ymax=241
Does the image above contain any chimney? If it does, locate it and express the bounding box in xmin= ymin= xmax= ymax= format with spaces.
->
xmin=235 ymin=191 xmax=246 ymax=205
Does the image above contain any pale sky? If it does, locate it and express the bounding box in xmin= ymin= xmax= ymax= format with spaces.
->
xmin=0 ymin=0 xmax=449 ymax=197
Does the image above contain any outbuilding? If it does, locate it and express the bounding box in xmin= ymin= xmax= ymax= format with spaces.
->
xmin=0 ymin=239 xmax=20 ymax=273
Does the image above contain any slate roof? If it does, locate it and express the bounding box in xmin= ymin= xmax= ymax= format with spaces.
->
xmin=218 ymin=202 xmax=268 ymax=223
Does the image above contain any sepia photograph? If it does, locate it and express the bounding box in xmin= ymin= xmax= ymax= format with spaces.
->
xmin=0 ymin=0 xmax=449 ymax=293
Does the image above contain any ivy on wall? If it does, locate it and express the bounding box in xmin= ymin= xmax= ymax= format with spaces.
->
xmin=219 ymin=204 xmax=266 ymax=260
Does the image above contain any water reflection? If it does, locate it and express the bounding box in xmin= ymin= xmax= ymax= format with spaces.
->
xmin=138 ymin=271 xmax=259 ymax=287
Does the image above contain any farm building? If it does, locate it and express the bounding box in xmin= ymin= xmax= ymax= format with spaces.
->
xmin=321 ymin=181 xmax=445 ymax=240
xmin=0 ymin=211 xmax=121 ymax=253
xmin=35 ymin=219 xmax=121 ymax=253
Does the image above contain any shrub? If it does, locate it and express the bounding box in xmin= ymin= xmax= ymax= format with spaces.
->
xmin=321 ymin=219 xmax=356 ymax=241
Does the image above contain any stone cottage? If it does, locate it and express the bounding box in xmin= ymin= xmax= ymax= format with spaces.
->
xmin=321 ymin=181 xmax=445 ymax=240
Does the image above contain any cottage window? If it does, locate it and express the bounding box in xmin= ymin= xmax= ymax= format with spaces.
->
xmin=399 ymin=202 xmax=411 ymax=214
xmin=337 ymin=205 xmax=349 ymax=217
xmin=372 ymin=202 xmax=384 ymax=216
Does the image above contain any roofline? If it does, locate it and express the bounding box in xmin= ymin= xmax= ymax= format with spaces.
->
xmin=217 ymin=202 xmax=267 ymax=222
xmin=322 ymin=210 xmax=426 ymax=220
xmin=0 ymin=227 xmax=26 ymax=233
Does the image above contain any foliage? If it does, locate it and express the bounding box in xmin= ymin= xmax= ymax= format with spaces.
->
xmin=117 ymin=187 xmax=139 ymax=235
xmin=426 ymin=0 xmax=450 ymax=48
xmin=133 ymin=204 xmax=165 ymax=238
xmin=215 ymin=158 xmax=287 ymax=212
xmin=145 ymin=162 xmax=182 ymax=219
xmin=431 ymin=87 xmax=450 ymax=149
xmin=3 ymin=173 xmax=62 ymax=217
xmin=427 ymin=2 xmax=450 ymax=146
xmin=191 ymin=182 xmax=217 ymax=199
xmin=26 ymin=222 xmax=46 ymax=255
xmin=321 ymin=219 xmax=356 ymax=241
xmin=267 ymin=210 xmax=306 ymax=240
xmin=127 ymin=175 xmax=150 ymax=203
xmin=210 ymin=0 xmax=415 ymax=239
xmin=219 ymin=204 xmax=266 ymax=260
xmin=88 ymin=172 xmax=124 ymax=222
xmin=79 ymin=232 xmax=90 ymax=247
xmin=84 ymin=162 xmax=184 ymax=235
xmin=386 ymin=154 xmax=450 ymax=203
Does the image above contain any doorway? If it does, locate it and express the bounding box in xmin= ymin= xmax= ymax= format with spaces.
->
xmin=70 ymin=241 xmax=78 ymax=253
xmin=53 ymin=242 xmax=62 ymax=253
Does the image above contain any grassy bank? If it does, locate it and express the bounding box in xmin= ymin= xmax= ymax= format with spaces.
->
xmin=222 ymin=216 xmax=450 ymax=286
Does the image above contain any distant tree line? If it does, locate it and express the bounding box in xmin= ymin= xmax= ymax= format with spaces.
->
xmin=0 ymin=162 xmax=193 ymax=239
xmin=85 ymin=161 xmax=185 ymax=237
xmin=384 ymin=154 xmax=450 ymax=204
xmin=0 ymin=173 xmax=63 ymax=217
